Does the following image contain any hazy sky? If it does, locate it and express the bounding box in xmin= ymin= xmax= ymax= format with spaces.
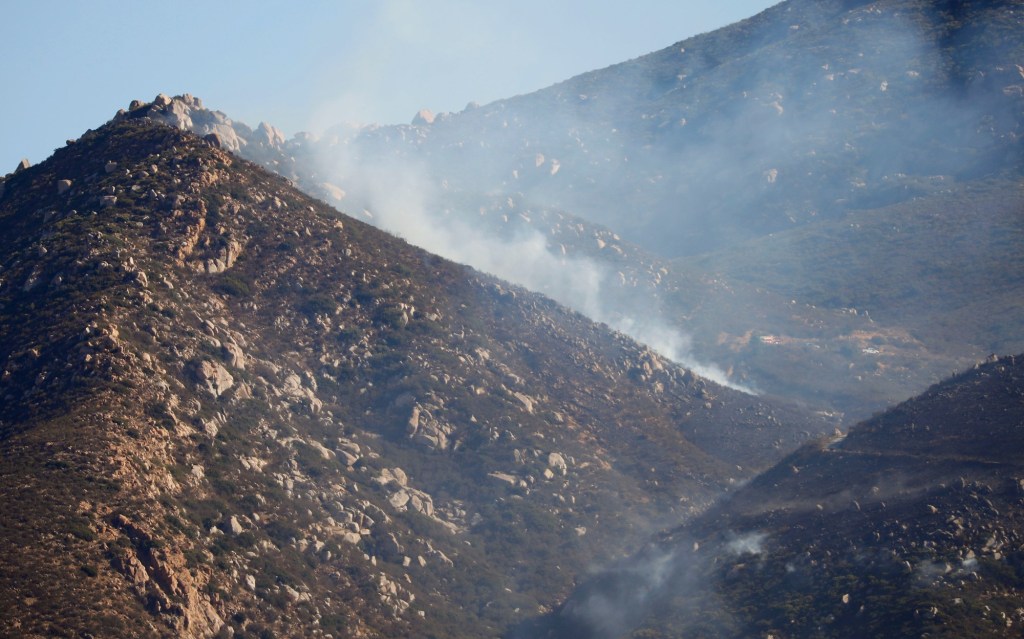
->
xmin=1 ymin=1 xmax=777 ymax=171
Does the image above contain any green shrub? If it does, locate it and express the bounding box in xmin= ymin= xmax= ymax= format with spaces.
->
xmin=212 ymin=274 xmax=252 ymax=297
xmin=68 ymin=519 xmax=96 ymax=542
xmin=300 ymin=294 xmax=336 ymax=318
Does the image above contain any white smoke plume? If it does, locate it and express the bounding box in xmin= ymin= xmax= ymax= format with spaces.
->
xmin=542 ymin=546 xmax=686 ymax=639
xmin=311 ymin=142 xmax=749 ymax=391
xmin=724 ymin=530 xmax=768 ymax=556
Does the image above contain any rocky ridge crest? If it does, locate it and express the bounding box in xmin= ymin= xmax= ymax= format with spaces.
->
xmin=0 ymin=114 xmax=832 ymax=638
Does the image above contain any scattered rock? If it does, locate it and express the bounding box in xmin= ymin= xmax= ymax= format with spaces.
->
xmin=338 ymin=449 xmax=360 ymax=467
xmin=488 ymin=472 xmax=519 ymax=486
xmin=388 ymin=491 xmax=410 ymax=510
xmin=512 ymin=392 xmax=535 ymax=414
xmin=306 ymin=439 xmax=334 ymax=460
xmin=127 ymin=270 xmax=149 ymax=288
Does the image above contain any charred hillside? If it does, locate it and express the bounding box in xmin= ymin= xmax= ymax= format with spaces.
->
xmin=544 ymin=354 xmax=1024 ymax=638
xmin=0 ymin=117 xmax=832 ymax=638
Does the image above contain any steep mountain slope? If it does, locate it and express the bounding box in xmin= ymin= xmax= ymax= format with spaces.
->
xmin=0 ymin=117 xmax=832 ymax=637
xmin=664 ymin=177 xmax=1024 ymax=418
xmin=679 ymin=177 xmax=1024 ymax=356
xmin=542 ymin=354 xmax=1024 ymax=638
xmin=122 ymin=0 xmax=1024 ymax=422
xmin=303 ymin=0 xmax=1023 ymax=255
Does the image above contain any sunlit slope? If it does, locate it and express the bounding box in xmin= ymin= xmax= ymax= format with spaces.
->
xmin=0 ymin=115 xmax=832 ymax=638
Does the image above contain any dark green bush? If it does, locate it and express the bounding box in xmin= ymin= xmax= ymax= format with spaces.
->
xmin=212 ymin=274 xmax=253 ymax=297
xmin=300 ymin=294 xmax=336 ymax=318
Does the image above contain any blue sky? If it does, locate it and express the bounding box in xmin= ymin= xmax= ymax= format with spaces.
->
xmin=1 ymin=1 xmax=777 ymax=171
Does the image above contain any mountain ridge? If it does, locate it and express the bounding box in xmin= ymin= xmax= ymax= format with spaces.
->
xmin=0 ymin=113 xmax=833 ymax=638
xmin=1 ymin=0 xmax=1021 ymax=635
xmin=108 ymin=0 xmax=1024 ymax=423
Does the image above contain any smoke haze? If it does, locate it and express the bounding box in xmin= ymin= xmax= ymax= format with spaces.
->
xmin=291 ymin=0 xmax=1023 ymax=404
xmin=310 ymin=142 xmax=747 ymax=390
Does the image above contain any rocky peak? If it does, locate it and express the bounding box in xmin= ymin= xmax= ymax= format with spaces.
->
xmin=0 ymin=113 xmax=833 ymax=638
xmin=411 ymin=108 xmax=435 ymax=125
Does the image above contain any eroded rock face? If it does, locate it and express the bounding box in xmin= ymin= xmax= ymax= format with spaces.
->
xmin=405 ymin=403 xmax=455 ymax=450
xmin=193 ymin=360 xmax=234 ymax=397
xmin=253 ymin=122 xmax=286 ymax=148
xmin=109 ymin=514 xmax=224 ymax=638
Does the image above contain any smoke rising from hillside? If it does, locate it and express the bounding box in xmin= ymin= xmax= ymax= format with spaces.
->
xmin=300 ymin=0 xmax=1023 ymax=404
xmin=538 ymin=545 xmax=690 ymax=639
xmin=310 ymin=144 xmax=747 ymax=390
xmin=548 ymin=529 xmax=769 ymax=637
xmin=724 ymin=530 xmax=768 ymax=556
xmin=299 ymin=3 xmax=1022 ymax=637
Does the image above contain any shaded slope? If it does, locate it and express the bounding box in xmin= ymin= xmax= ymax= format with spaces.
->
xmin=0 ymin=118 xmax=831 ymax=638
xmin=542 ymin=354 xmax=1024 ymax=638
xmin=679 ymin=178 xmax=1024 ymax=355
xmin=664 ymin=177 xmax=1024 ymax=420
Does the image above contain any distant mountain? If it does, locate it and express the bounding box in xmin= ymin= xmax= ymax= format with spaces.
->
xmin=0 ymin=115 xmax=831 ymax=637
xmin=297 ymin=0 xmax=1023 ymax=256
xmin=543 ymin=353 xmax=1024 ymax=638
xmin=125 ymin=0 xmax=1024 ymax=422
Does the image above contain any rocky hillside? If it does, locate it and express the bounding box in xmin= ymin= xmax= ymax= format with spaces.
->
xmin=113 ymin=0 xmax=1024 ymax=423
xmin=0 ymin=116 xmax=833 ymax=637
xmin=325 ymin=0 xmax=1022 ymax=257
xmin=542 ymin=353 xmax=1024 ymax=638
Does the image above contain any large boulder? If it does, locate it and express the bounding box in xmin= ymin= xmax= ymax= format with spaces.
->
xmin=253 ymin=122 xmax=285 ymax=148
xmin=193 ymin=360 xmax=234 ymax=397
xmin=221 ymin=342 xmax=246 ymax=370
xmin=547 ymin=452 xmax=568 ymax=475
